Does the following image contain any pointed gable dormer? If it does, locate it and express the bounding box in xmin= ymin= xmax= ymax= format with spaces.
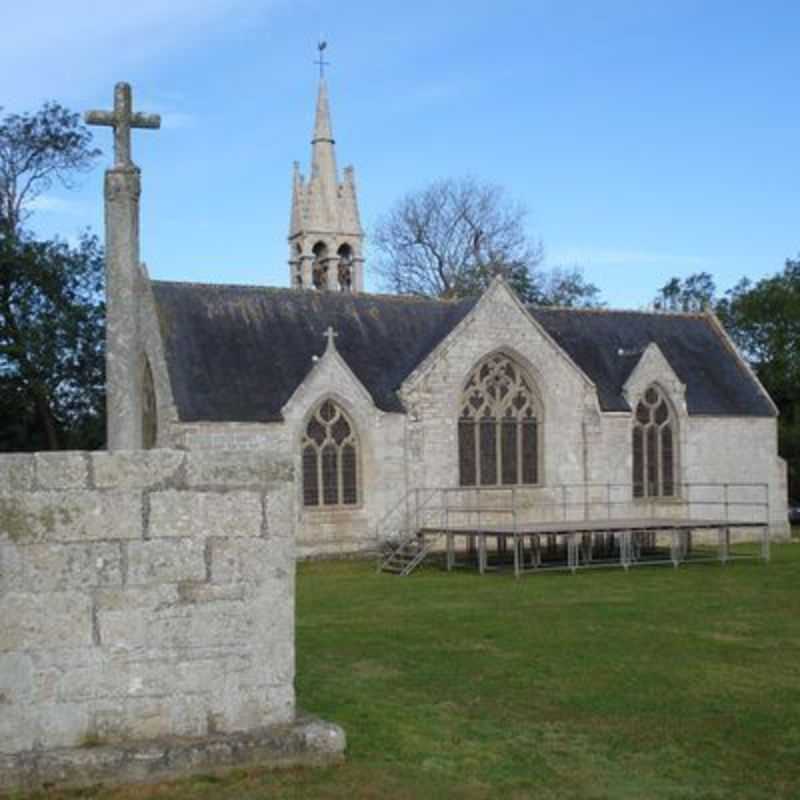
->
xmin=289 ymin=62 xmax=364 ymax=293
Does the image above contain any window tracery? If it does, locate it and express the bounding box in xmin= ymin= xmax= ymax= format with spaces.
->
xmin=458 ymin=353 xmax=541 ymax=486
xmin=302 ymin=399 xmax=358 ymax=507
xmin=632 ymin=385 xmax=676 ymax=498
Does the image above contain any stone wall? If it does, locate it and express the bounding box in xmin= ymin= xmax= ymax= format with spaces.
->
xmin=0 ymin=448 xmax=339 ymax=790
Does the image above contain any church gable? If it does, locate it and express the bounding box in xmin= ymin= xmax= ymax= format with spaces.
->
xmin=281 ymin=328 xmax=374 ymax=422
xmin=399 ymin=277 xmax=595 ymax=411
xmin=622 ymin=342 xmax=687 ymax=418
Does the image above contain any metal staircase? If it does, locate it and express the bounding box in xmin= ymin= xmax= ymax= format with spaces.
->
xmin=379 ymin=533 xmax=438 ymax=575
xmin=376 ymin=489 xmax=443 ymax=576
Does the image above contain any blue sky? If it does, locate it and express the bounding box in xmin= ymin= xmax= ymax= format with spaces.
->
xmin=4 ymin=0 xmax=799 ymax=307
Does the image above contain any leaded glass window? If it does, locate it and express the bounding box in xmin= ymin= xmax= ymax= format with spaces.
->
xmin=632 ymin=385 xmax=676 ymax=498
xmin=302 ymin=400 xmax=359 ymax=507
xmin=459 ymin=354 xmax=541 ymax=486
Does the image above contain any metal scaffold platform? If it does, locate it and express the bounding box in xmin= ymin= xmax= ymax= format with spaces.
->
xmin=377 ymin=483 xmax=771 ymax=577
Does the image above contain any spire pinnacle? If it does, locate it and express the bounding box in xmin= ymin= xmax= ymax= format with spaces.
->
xmin=312 ymin=78 xmax=334 ymax=145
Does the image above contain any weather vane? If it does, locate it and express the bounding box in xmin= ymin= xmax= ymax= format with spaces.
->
xmin=315 ymin=39 xmax=330 ymax=79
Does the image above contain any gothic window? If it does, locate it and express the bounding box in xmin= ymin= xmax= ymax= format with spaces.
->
xmin=337 ymin=244 xmax=353 ymax=291
xmin=142 ymin=358 xmax=157 ymax=450
xmin=312 ymin=242 xmax=328 ymax=290
xmin=302 ymin=399 xmax=359 ymax=507
xmin=632 ymin=385 xmax=676 ymax=498
xmin=458 ymin=353 xmax=541 ymax=487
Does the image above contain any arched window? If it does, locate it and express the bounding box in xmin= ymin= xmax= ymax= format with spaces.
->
xmin=458 ymin=353 xmax=541 ymax=487
xmin=312 ymin=242 xmax=328 ymax=290
xmin=337 ymin=244 xmax=353 ymax=291
xmin=142 ymin=358 xmax=157 ymax=450
xmin=302 ymin=399 xmax=359 ymax=507
xmin=632 ymin=385 xmax=676 ymax=498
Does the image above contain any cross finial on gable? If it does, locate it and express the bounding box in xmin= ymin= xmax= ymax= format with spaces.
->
xmin=323 ymin=325 xmax=338 ymax=352
xmin=85 ymin=82 xmax=161 ymax=168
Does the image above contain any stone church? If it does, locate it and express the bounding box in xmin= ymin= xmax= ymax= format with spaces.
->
xmin=107 ymin=77 xmax=788 ymax=556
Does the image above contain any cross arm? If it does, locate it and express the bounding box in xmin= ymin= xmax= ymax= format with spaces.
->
xmin=84 ymin=110 xmax=115 ymax=126
xmin=83 ymin=111 xmax=161 ymax=129
xmin=130 ymin=113 xmax=161 ymax=130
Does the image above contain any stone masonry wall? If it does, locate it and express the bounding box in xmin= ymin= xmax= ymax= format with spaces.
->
xmin=0 ymin=449 xmax=296 ymax=759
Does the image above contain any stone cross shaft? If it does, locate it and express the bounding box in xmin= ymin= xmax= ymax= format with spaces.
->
xmin=85 ymin=82 xmax=160 ymax=168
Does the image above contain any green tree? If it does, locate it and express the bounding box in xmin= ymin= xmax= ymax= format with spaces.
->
xmin=654 ymin=272 xmax=716 ymax=311
xmin=0 ymin=232 xmax=105 ymax=451
xmin=716 ymin=258 xmax=800 ymax=498
xmin=0 ymin=102 xmax=103 ymax=451
xmin=373 ymin=176 xmax=600 ymax=306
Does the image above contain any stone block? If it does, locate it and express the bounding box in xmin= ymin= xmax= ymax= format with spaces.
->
xmin=177 ymin=582 xmax=245 ymax=605
xmin=211 ymin=538 xmax=290 ymax=584
xmin=0 ymin=653 xmax=33 ymax=706
xmin=92 ymin=450 xmax=185 ymax=489
xmin=93 ymin=698 xmax=176 ymax=742
xmin=95 ymin=586 xmax=268 ymax=655
xmin=186 ymin=450 xmax=292 ymax=489
xmin=265 ymin=482 xmax=295 ymax=538
xmin=148 ymin=490 xmax=262 ymax=538
xmin=0 ymin=454 xmax=34 ymax=491
xmin=94 ymin=585 xmax=179 ymax=651
xmin=0 ymin=708 xmax=36 ymax=754
xmin=127 ymin=539 xmax=206 ymax=586
xmin=208 ymin=684 xmax=294 ymax=733
xmin=0 ymin=542 xmax=122 ymax=592
xmin=0 ymin=592 xmax=93 ymax=653
xmin=48 ymin=654 xmax=232 ymax=705
xmin=0 ymin=491 xmax=142 ymax=544
xmin=34 ymin=703 xmax=91 ymax=750
xmin=34 ymin=452 xmax=88 ymax=489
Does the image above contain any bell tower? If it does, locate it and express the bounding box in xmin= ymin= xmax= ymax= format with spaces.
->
xmin=289 ymin=44 xmax=364 ymax=292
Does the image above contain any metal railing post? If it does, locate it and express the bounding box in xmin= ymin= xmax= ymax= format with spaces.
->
xmin=723 ymin=483 xmax=729 ymax=523
xmin=512 ymin=486 xmax=519 ymax=578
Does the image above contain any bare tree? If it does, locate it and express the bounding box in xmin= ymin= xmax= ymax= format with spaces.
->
xmin=373 ymin=176 xmax=544 ymax=299
xmin=372 ymin=176 xmax=600 ymax=307
xmin=0 ymin=102 xmax=100 ymax=238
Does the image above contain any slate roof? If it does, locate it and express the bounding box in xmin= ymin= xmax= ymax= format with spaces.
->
xmin=528 ymin=308 xmax=774 ymax=416
xmin=151 ymin=282 xmax=476 ymax=422
xmin=151 ymin=281 xmax=775 ymax=423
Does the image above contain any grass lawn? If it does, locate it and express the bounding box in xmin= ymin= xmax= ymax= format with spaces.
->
xmin=18 ymin=536 xmax=800 ymax=800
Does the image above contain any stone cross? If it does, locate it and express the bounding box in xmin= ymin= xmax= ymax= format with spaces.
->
xmin=85 ymin=82 xmax=161 ymax=168
xmin=323 ymin=326 xmax=338 ymax=351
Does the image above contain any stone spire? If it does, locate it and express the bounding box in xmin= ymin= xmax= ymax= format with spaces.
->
xmin=288 ymin=52 xmax=364 ymax=292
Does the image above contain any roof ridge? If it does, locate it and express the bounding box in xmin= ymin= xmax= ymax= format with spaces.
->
xmin=529 ymin=304 xmax=709 ymax=319
xmin=151 ymin=280 xmax=476 ymax=305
